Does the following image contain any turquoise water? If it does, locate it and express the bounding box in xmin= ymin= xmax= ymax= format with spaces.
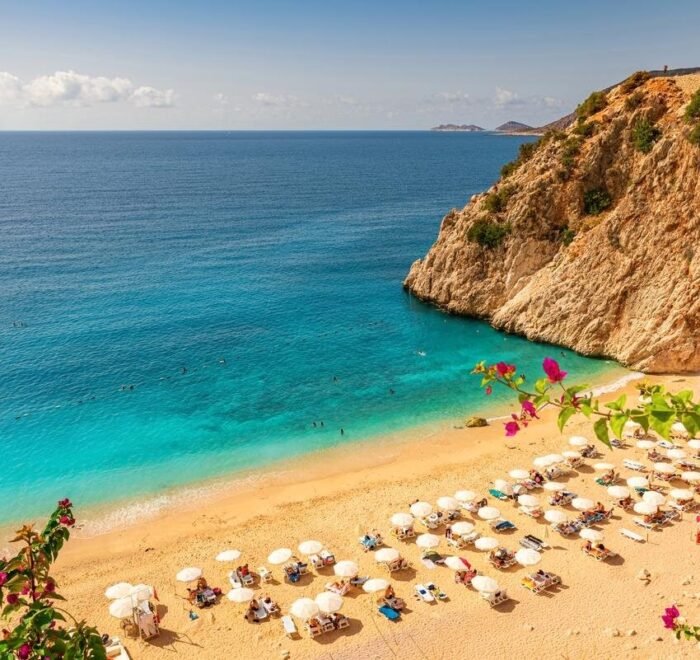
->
xmin=0 ymin=131 xmax=617 ymax=523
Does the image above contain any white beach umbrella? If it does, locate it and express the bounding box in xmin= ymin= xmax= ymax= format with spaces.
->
xmin=477 ymin=506 xmax=500 ymax=520
xmin=547 ymin=454 xmax=565 ymax=464
xmin=544 ymin=509 xmax=567 ymax=524
xmin=634 ymin=501 xmax=657 ymax=515
xmin=636 ymin=440 xmax=656 ymax=450
xmin=580 ymin=528 xmax=604 ymax=542
xmin=627 ymin=476 xmax=649 ymax=489
xmin=515 ymin=548 xmax=542 ymax=567
xmin=607 ymin=485 xmax=630 ymax=499
xmin=362 ymin=578 xmax=390 ymax=593
xmin=375 ymin=548 xmax=400 ymax=563
xmin=298 ymin=540 xmax=323 ymax=556
xmin=390 ymin=512 xmax=414 ymax=528
xmin=623 ymin=420 xmax=642 ymax=436
xmin=543 ymin=481 xmax=565 ymax=492
xmin=471 ymin=576 xmax=499 ymax=594
xmin=594 ymin=462 xmax=615 ymax=471
xmin=682 ymin=471 xmax=700 ymax=483
xmin=533 ymin=456 xmax=552 ymax=468
xmin=316 ymin=592 xmax=343 ymax=614
xmin=437 ymin=496 xmax=460 ymax=511
xmin=672 ymin=422 xmax=689 ymax=436
xmin=333 ymin=560 xmax=359 ymax=578
xmin=517 ymin=494 xmax=540 ymax=507
xmin=668 ymin=448 xmax=687 ymax=460
xmin=444 ymin=555 xmax=471 ymax=571
xmin=450 ymin=521 xmax=475 ymax=536
xmin=493 ymin=479 xmax=513 ymax=495
xmin=474 ymin=536 xmax=499 ymax=551
xmin=670 ymin=488 xmax=694 ymax=501
xmin=267 ymin=548 xmax=293 ymax=565
xmin=227 ymin=587 xmax=254 ymax=603
xmin=130 ymin=584 xmax=154 ymax=603
xmin=569 ymin=436 xmax=589 ymax=447
xmin=642 ymin=491 xmax=666 ymax=507
xmin=509 ymin=469 xmax=530 ymax=480
xmin=562 ymin=450 xmax=582 ymax=459
xmin=176 ymin=567 xmax=202 ymax=583
xmin=108 ymin=597 xmax=135 ymax=619
xmin=454 ymin=490 xmax=477 ymax=502
xmin=571 ymin=497 xmax=595 ymax=511
xmin=654 ymin=463 xmax=676 ymax=475
xmin=688 ymin=439 xmax=700 ymax=450
xmin=290 ymin=598 xmax=320 ymax=620
xmin=104 ymin=582 xmax=133 ymax=600
xmin=416 ymin=533 xmax=440 ymax=549
xmin=215 ymin=549 xmax=241 ymax=562
xmin=410 ymin=501 xmax=433 ymax=518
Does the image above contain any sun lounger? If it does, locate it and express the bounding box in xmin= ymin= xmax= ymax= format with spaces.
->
xmin=520 ymin=534 xmax=548 ymax=552
xmin=319 ymin=549 xmax=335 ymax=565
xmin=414 ymin=584 xmax=435 ymax=603
xmin=620 ymin=528 xmax=645 ymax=542
xmin=334 ymin=614 xmax=350 ymax=629
xmin=489 ymin=489 xmax=510 ymax=501
xmin=391 ymin=526 xmax=415 ymax=541
xmin=481 ymin=589 xmax=510 ymax=607
xmin=422 ymin=550 xmax=445 ymax=565
xmin=553 ymin=520 xmax=583 ymax=536
xmin=378 ymin=605 xmax=400 ymax=621
xmin=105 ymin=637 xmax=131 ymax=660
xmin=425 ymin=582 xmax=447 ymax=600
xmin=305 ymin=620 xmax=323 ymax=638
xmin=519 ymin=506 xmax=543 ymax=519
xmin=633 ymin=517 xmax=661 ymax=531
xmin=623 ymin=459 xmax=647 ymax=472
xmin=489 ymin=549 xmax=517 ymax=569
xmin=359 ymin=533 xmax=383 ymax=550
xmin=545 ymin=466 xmax=565 ymax=480
xmin=325 ymin=581 xmax=352 ymax=595
xmin=137 ymin=612 xmax=160 ymax=640
xmin=657 ymin=440 xmax=676 ymax=450
xmin=282 ymin=615 xmax=297 ymax=638
xmin=228 ymin=571 xmax=242 ymax=589
xmin=420 ymin=514 xmax=441 ymax=529
xmin=669 ymin=499 xmax=696 ymax=512
xmin=521 ymin=571 xmax=560 ymax=594
xmin=253 ymin=603 xmax=268 ymax=621
xmin=582 ymin=545 xmax=615 ymax=561
xmin=256 ymin=566 xmax=272 ymax=583
xmin=549 ymin=491 xmax=576 ymax=507
xmin=490 ymin=519 xmax=517 ymax=532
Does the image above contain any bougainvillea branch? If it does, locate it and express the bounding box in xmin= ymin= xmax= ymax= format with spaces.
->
xmin=662 ymin=605 xmax=700 ymax=642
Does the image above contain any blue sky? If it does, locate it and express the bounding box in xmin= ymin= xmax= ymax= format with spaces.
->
xmin=0 ymin=0 xmax=698 ymax=129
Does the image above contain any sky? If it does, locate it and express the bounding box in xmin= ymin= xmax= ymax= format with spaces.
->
xmin=0 ymin=0 xmax=699 ymax=130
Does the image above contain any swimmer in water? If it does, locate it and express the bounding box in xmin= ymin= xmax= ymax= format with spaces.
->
xmin=181 ymin=366 xmax=187 ymax=374
xmin=340 ymin=428 xmax=344 ymax=435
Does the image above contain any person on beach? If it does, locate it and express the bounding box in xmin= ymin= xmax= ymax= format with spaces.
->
xmin=445 ymin=525 xmax=452 ymax=539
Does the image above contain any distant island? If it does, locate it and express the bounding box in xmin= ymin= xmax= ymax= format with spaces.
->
xmin=494 ymin=121 xmax=534 ymax=133
xmin=430 ymin=123 xmax=485 ymax=132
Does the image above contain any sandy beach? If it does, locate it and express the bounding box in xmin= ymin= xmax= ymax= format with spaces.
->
xmin=32 ymin=372 xmax=700 ymax=659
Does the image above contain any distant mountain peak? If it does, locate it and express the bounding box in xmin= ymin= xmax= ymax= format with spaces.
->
xmin=494 ymin=121 xmax=533 ymax=132
xmin=431 ymin=123 xmax=485 ymax=132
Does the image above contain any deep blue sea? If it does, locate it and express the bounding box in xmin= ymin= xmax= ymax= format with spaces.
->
xmin=0 ymin=131 xmax=620 ymax=524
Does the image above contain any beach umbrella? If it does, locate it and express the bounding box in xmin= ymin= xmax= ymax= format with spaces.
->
xmin=477 ymin=506 xmax=500 ymax=520
xmin=627 ymin=476 xmax=649 ymax=491
xmin=623 ymin=420 xmax=642 ymax=436
xmin=454 ymin=490 xmax=477 ymax=502
xmin=362 ymin=578 xmax=390 ymax=593
xmin=316 ymin=592 xmax=343 ymax=614
xmin=290 ymin=598 xmax=320 ymax=620
xmin=517 ymin=494 xmax=540 ymax=507
xmin=509 ymin=469 xmax=530 ymax=480
xmin=334 ymin=560 xmax=359 ymax=578
xmin=437 ymin=496 xmax=459 ymax=511
xmin=227 ymin=587 xmax=254 ymax=603
xmin=642 ymin=491 xmax=666 ymax=507
xmin=672 ymin=422 xmax=689 ymax=436
xmin=607 ymin=485 xmax=630 ymax=499
xmin=416 ymin=533 xmax=440 ymax=549
xmin=471 ymin=576 xmax=499 ymax=594
xmin=634 ymin=501 xmax=657 ymax=515
xmin=494 ymin=479 xmax=513 ymax=495
xmin=562 ymin=450 xmax=581 ymax=459
xmin=104 ymin=582 xmax=133 ymax=600
xmin=668 ymin=448 xmax=687 ymax=460
xmin=176 ymin=567 xmax=202 ymax=583
xmin=670 ymin=488 xmax=694 ymax=501
xmin=267 ymin=548 xmax=293 ymax=565
xmin=653 ymin=463 xmax=676 ymax=475
xmin=298 ymin=540 xmax=323 ymax=556
xmin=216 ymin=549 xmax=241 ymax=562
xmin=533 ymin=456 xmax=553 ymax=468
xmin=682 ymin=471 xmax=700 ymax=483
xmin=108 ymin=597 xmax=135 ymax=619
xmin=688 ymin=439 xmax=700 ymax=450
xmin=571 ymin=497 xmax=594 ymax=511
xmin=515 ymin=548 xmax=542 ymax=567
xmin=410 ymin=501 xmax=433 ymax=518
xmin=130 ymin=584 xmax=154 ymax=602
xmin=474 ymin=536 xmax=499 ymax=551
xmin=375 ymin=548 xmax=400 ymax=563
xmin=543 ymin=481 xmax=565 ymax=492
xmin=450 ymin=521 xmax=475 ymax=536
xmin=547 ymin=454 xmax=565 ymax=464
xmin=444 ymin=556 xmax=471 ymax=571
xmin=390 ymin=512 xmax=414 ymax=528
xmin=594 ymin=462 xmax=615 ymax=471
xmin=636 ymin=440 xmax=655 ymax=450
xmin=544 ymin=509 xmax=567 ymax=524
xmin=569 ymin=436 xmax=589 ymax=447
xmin=580 ymin=528 xmax=604 ymax=542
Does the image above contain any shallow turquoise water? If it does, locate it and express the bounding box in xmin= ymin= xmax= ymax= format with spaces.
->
xmin=0 ymin=131 xmax=617 ymax=522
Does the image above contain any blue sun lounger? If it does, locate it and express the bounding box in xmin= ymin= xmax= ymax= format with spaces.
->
xmin=378 ymin=605 xmax=400 ymax=621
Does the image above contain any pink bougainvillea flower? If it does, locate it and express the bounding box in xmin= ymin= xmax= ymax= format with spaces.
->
xmin=504 ymin=421 xmax=520 ymax=437
xmin=521 ymin=400 xmax=538 ymax=418
xmin=0 ymin=572 xmax=7 ymax=586
xmin=5 ymin=593 xmax=19 ymax=605
xmin=542 ymin=357 xmax=567 ymax=383
xmin=485 ymin=385 xmax=493 ymax=396
xmin=58 ymin=498 xmax=72 ymax=509
xmin=495 ymin=362 xmax=516 ymax=377
xmin=662 ymin=605 xmax=680 ymax=629
xmin=44 ymin=580 xmax=55 ymax=593
xmin=17 ymin=644 xmax=31 ymax=660
xmin=59 ymin=515 xmax=75 ymax=527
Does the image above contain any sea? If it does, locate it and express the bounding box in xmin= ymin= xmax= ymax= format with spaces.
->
xmin=0 ymin=131 xmax=624 ymax=526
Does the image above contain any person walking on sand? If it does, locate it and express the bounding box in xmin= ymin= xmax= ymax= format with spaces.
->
xmin=445 ymin=525 xmax=452 ymax=540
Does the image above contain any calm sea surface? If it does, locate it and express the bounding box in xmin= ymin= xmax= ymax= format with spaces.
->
xmin=0 ymin=131 xmax=618 ymax=522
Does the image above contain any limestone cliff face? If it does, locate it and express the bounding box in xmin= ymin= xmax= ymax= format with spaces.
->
xmin=405 ymin=75 xmax=700 ymax=373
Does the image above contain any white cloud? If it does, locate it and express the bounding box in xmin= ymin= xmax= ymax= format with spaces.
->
xmin=0 ymin=70 xmax=175 ymax=108
xmin=252 ymin=92 xmax=303 ymax=107
xmin=434 ymin=91 xmax=472 ymax=105
xmin=493 ymin=87 xmax=562 ymax=110
xmin=494 ymin=87 xmax=522 ymax=108
xmin=213 ymin=92 xmax=229 ymax=106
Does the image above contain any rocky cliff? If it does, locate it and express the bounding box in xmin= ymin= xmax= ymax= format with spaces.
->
xmin=405 ymin=73 xmax=700 ymax=373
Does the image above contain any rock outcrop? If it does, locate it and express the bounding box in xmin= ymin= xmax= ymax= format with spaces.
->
xmin=405 ymin=73 xmax=700 ymax=373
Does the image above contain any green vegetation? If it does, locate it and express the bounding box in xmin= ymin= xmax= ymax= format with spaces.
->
xmin=483 ymin=185 xmax=515 ymax=213
xmin=624 ymin=90 xmax=645 ymax=110
xmin=500 ymin=139 xmax=540 ymax=178
xmin=631 ymin=117 xmax=661 ymax=153
xmin=576 ymin=91 xmax=607 ymax=121
xmin=560 ymin=228 xmax=576 ymax=246
xmin=689 ymin=124 xmax=700 ymax=146
xmin=583 ymin=188 xmax=612 ymax=215
xmin=684 ymin=88 xmax=700 ymax=122
xmin=560 ymin=136 xmax=583 ymax=171
xmin=467 ymin=218 xmax=511 ymax=248
xmin=620 ymin=70 xmax=651 ymax=94
xmin=573 ymin=120 xmax=597 ymax=138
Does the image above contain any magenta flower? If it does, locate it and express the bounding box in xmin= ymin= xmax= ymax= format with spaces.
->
xmin=521 ymin=400 xmax=538 ymax=418
xmin=504 ymin=421 xmax=520 ymax=437
xmin=662 ymin=605 xmax=680 ymax=630
xmin=17 ymin=644 xmax=31 ymax=660
xmin=59 ymin=515 xmax=75 ymax=527
xmin=495 ymin=362 xmax=516 ymax=377
xmin=58 ymin=498 xmax=72 ymax=509
xmin=5 ymin=593 xmax=19 ymax=605
xmin=485 ymin=386 xmax=493 ymax=396
xmin=543 ymin=357 xmax=567 ymax=383
xmin=0 ymin=572 xmax=7 ymax=587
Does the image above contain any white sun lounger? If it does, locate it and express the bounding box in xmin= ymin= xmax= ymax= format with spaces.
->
xmin=623 ymin=459 xmax=647 ymax=472
xmin=414 ymin=584 xmax=435 ymax=603
xmin=105 ymin=637 xmax=131 ymax=660
xmin=481 ymin=589 xmax=510 ymax=607
xmin=282 ymin=615 xmax=297 ymax=638
xmin=258 ymin=566 xmax=272 ymax=583
xmin=620 ymin=528 xmax=645 ymax=542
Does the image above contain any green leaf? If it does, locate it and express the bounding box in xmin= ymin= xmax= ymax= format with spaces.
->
xmin=557 ymin=407 xmax=576 ymax=432
xmin=605 ymin=394 xmax=627 ymax=412
xmin=534 ymin=378 xmax=548 ymax=394
xmin=648 ymin=410 xmax=674 ymax=439
xmin=609 ymin=413 xmax=629 ymax=439
xmin=593 ymin=418 xmax=611 ymax=448
xmin=681 ymin=412 xmax=700 ymax=437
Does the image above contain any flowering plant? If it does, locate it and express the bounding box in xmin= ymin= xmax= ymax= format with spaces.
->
xmin=0 ymin=500 xmax=105 ymax=659
xmin=661 ymin=605 xmax=700 ymax=641
xmin=473 ymin=357 xmax=700 ymax=446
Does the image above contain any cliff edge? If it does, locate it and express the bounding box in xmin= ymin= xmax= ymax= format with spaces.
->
xmin=404 ymin=72 xmax=700 ymax=373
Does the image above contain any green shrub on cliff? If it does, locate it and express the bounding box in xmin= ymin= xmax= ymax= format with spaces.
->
xmin=560 ymin=228 xmax=576 ymax=245
xmin=583 ymin=187 xmax=612 ymax=215
xmin=689 ymin=124 xmax=700 ymax=146
xmin=576 ymin=91 xmax=607 ymax=121
xmin=467 ymin=218 xmax=510 ymax=248
xmin=620 ymin=70 xmax=650 ymax=94
xmin=560 ymin=136 xmax=583 ymax=171
xmin=631 ymin=117 xmax=661 ymax=153
xmin=573 ymin=120 xmax=597 ymax=138
xmin=684 ymin=88 xmax=700 ymax=122
xmin=500 ymin=139 xmax=539 ymax=178
xmin=483 ymin=185 xmax=515 ymax=213
xmin=625 ymin=91 xmax=645 ymax=110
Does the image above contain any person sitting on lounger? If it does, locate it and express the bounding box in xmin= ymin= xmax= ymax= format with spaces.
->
xmin=582 ymin=540 xmax=593 ymax=552
xmin=529 ymin=470 xmax=545 ymax=485
xmin=618 ymin=496 xmax=634 ymax=509
xmin=239 ymin=564 xmax=250 ymax=577
xmin=593 ymin=501 xmax=606 ymax=514
xmin=475 ymin=497 xmax=488 ymax=509
xmin=647 ymin=449 xmax=664 ymax=461
xmin=581 ymin=444 xmax=596 ymax=458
